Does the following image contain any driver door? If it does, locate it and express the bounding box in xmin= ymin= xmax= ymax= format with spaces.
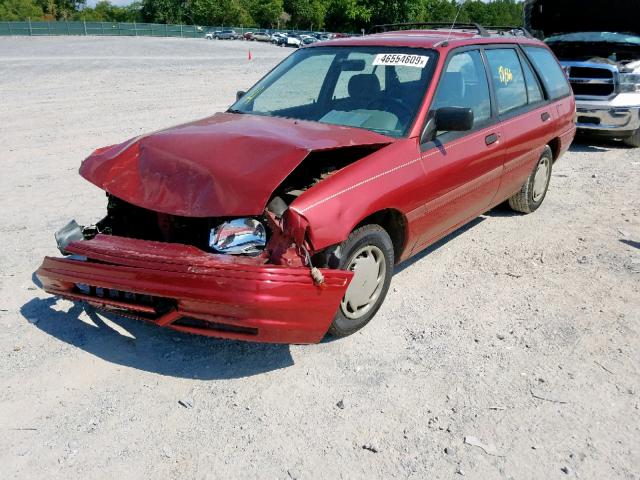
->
xmin=410 ymin=48 xmax=505 ymax=253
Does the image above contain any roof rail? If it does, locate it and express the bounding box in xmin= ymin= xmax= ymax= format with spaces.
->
xmin=484 ymin=26 xmax=534 ymax=38
xmin=370 ymin=22 xmax=490 ymax=37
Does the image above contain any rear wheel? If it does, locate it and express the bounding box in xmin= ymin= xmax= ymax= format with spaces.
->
xmin=327 ymin=225 xmax=394 ymax=338
xmin=623 ymin=129 xmax=640 ymax=148
xmin=508 ymin=145 xmax=553 ymax=214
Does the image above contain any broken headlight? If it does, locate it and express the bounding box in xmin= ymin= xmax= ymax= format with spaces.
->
xmin=209 ymin=218 xmax=266 ymax=255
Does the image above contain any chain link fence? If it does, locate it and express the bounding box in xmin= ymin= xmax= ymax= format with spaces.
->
xmin=0 ymin=21 xmax=288 ymax=38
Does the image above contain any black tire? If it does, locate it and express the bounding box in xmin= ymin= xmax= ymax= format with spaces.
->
xmin=327 ymin=225 xmax=394 ymax=338
xmin=508 ymin=145 xmax=553 ymax=214
xmin=623 ymin=129 xmax=640 ymax=148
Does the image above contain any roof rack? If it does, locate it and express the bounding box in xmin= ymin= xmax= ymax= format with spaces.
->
xmin=484 ymin=26 xmax=534 ymax=38
xmin=370 ymin=22 xmax=490 ymax=37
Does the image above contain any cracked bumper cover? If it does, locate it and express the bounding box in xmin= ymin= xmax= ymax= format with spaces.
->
xmin=36 ymin=235 xmax=352 ymax=344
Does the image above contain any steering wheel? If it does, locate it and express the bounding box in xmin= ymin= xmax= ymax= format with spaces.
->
xmin=365 ymin=98 xmax=412 ymax=124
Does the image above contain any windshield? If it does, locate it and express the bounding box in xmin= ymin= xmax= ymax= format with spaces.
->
xmin=547 ymin=31 xmax=640 ymax=45
xmin=229 ymin=46 xmax=438 ymax=137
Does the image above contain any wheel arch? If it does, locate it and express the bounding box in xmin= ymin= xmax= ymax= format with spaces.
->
xmin=353 ymin=208 xmax=408 ymax=263
xmin=547 ymin=137 xmax=561 ymax=163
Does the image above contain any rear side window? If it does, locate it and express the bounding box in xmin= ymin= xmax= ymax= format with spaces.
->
xmin=524 ymin=46 xmax=571 ymax=99
xmin=430 ymin=50 xmax=492 ymax=128
xmin=485 ymin=48 xmax=528 ymax=114
xmin=521 ymin=55 xmax=544 ymax=104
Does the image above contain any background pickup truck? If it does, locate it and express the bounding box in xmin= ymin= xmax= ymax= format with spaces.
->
xmin=525 ymin=0 xmax=640 ymax=147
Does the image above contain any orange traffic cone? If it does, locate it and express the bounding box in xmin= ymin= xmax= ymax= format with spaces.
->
xmin=248 ymin=50 xmax=252 ymax=61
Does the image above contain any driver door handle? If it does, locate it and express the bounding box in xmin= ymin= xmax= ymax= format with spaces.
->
xmin=485 ymin=133 xmax=499 ymax=145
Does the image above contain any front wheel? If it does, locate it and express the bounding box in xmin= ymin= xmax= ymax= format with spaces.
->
xmin=508 ymin=145 xmax=553 ymax=214
xmin=327 ymin=225 xmax=394 ymax=338
xmin=623 ymin=129 xmax=640 ymax=148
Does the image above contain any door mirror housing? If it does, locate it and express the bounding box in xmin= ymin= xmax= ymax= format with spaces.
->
xmin=236 ymin=90 xmax=246 ymax=101
xmin=435 ymin=107 xmax=474 ymax=132
xmin=420 ymin=117 xmax=437 ymax=144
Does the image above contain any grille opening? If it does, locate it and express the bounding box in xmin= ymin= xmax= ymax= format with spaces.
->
xmin=569 ymin=67 xmax=613 ymax=79
xmin=173 ymin=317 xmax=259 ymax=336
xmin=568 ymin=66 xmax=615 ymax=97
xmin=73 ymin=283 xmax=176 ymax=319
xmin=577 ymin=116 xmax=600 ymax=125
xmin=571 ymin=83 xmax=614 ymax=97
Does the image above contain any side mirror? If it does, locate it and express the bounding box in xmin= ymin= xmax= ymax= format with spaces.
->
xmin=236 ymin=90 xmax=246 ymax=101
xmin=420 ymin=117 xmax=436 ymax=144
xmin=435 ymin=107 xmax=474 ymax=132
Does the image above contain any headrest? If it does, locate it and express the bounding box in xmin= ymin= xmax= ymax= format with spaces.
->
xmin=348 ymin=74 xmax=381 ymax=99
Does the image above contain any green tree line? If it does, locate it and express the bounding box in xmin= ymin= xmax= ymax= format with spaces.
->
xmin=1 ymin=0 xmax=524 ymax=32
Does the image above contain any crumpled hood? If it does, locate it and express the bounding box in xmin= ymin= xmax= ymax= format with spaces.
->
xmin=80 ymin=112 xmax=392 ymax=217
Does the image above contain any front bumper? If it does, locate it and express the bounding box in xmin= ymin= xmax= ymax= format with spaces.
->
xmin=575 ymin=104 xmax=640 ymax=136
xmin=36 ymin=235 xmax=352 ymax=344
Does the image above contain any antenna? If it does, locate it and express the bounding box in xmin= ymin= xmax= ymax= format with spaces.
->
xmin=445 ymin=2 xmax=464 ymax=43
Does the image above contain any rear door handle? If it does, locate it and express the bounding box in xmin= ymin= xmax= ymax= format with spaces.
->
xmin=541 ymin=112 xmax=551 ymax=122
xmin=485 ymin=133 xmax=499 ymax=145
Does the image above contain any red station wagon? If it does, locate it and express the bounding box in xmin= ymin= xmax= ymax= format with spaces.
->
xmin=37 ymin=23 xmax=576 ymax=343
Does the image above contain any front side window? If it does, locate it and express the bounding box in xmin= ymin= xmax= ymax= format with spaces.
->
xmin=231 ymin=47 xmax=438 ymax=137
xmin=430 ymin=49 xmax=492 ymax=129
xmin=524 ymin=46 xmax=571 ymax=100
xmin=485 ymin=48 xmax=528 ymax=115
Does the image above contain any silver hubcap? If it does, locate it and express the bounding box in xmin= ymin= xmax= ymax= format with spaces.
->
xmin=341 ymin=245 xmax=386 ymax=320
xmin=532 ymin=157 xmax=550 ymax=202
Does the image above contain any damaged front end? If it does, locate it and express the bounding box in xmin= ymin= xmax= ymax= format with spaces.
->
xmin=37 ymin=198 xmax=352 ymax=343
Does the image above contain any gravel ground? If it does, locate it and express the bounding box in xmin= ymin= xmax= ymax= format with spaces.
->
xmin=0 ymin=36 xmax=639 ymax=480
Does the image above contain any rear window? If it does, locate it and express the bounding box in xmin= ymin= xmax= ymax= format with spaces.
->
xmin=523 ymin=46 xmax=571 ymax=100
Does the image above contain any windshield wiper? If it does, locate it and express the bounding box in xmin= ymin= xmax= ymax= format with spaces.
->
xmin=227 ymin=108 xmax=245 ymax=114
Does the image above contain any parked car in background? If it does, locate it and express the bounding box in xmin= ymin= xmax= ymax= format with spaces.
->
xmin=525 ymin=0 xmax=640 ymax=147
xmin=302 ymin=35 xmax=319 ymax=45
xmin=38 ymin=23 xmax=576 ymax=344
xmin=252 ymin=31 xmax=272 ymax=42
xmin=271 ymin=33 xmax=288 ymax=47
xmin=286 ymin=33 xmax=302 ymax=48
xmin=243 ymin=31 xmax=254 ymax=41
xmin=204 ymin=30 xmax=221 ymax=40
xmin=215 ymin=29 xmax=239 ymax=40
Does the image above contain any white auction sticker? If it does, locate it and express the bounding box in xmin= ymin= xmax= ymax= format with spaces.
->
xmin=373 ymin=53 xmax=429 ymax=68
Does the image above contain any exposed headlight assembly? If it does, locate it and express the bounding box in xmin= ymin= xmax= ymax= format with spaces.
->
xmin=209 ymin=218 xmax=266 ymax=255
xmin=619 ymin=73 xmax=640 ymax=93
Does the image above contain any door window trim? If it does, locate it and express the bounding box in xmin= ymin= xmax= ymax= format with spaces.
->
xmin=420 ymin=45 xmax=498 ymax=150
xmin=481 ymin=43 xmax=556 ymax=122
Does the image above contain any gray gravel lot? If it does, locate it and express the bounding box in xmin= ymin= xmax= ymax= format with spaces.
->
xmin=0 ymin=36 xmax=639 ymax=479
